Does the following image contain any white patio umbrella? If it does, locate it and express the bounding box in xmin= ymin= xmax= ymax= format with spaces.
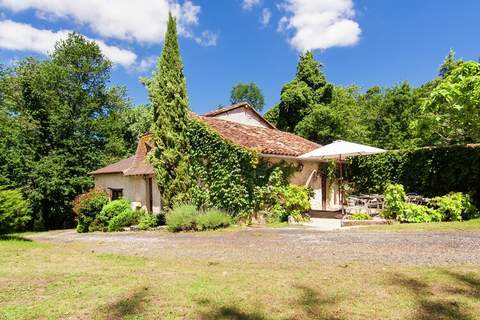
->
xmin=299 ymin=140 xmax=386 ymax=213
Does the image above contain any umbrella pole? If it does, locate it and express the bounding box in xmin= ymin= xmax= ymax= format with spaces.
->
xmin=339 ymin=155 xmax=344 ymax=215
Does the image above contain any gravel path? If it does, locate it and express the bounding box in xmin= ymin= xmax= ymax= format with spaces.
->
xmin=28 ymin=228 xmax=480 ymax=266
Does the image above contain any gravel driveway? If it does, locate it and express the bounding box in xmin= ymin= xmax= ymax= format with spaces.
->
xmin=28 ymin=227 xmax=480 ymax=266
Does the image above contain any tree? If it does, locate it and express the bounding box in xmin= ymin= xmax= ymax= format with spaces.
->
xmin=0 ymin=33 xmax=134 ymax=229
xmin=295 ymin=86 xmax=368 ymax=145
xmin=230 ymin=82 xmax=265 ymax=111
xmin=439 ymin=49 xmax=460 ymax=78
xmin=148 ymin=14 xmax=191 ymax=210
xmin=366 ymin=82 xmax=421 ymax=149
xmin=421 ymin=61 xmax=480 ymax=145
xmin=0 ymin=188 xmax=30 ymax=234
xmin=275 ymin=51 xmax=332 ymax=132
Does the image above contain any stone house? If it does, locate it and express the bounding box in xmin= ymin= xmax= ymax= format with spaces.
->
xmin=90 ymin=102 xmax=340 ymax=214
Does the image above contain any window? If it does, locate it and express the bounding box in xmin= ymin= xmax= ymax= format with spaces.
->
xmin=109 ymin=188 xmax=123 ymax=200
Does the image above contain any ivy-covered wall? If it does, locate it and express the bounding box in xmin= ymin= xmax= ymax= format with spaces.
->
xmin=187 ymin=119 xmax=297 ymax=216
xmin=347 ymin=145 xmax=480 ymax=201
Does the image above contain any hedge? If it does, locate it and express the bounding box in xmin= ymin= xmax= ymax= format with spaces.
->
xmin=347 ymin=144 xmax=480 ymax=202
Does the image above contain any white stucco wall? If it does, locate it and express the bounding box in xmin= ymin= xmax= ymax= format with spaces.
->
xmin=213 ymin=108 xmax=269 ymax=128
xmin=94 ymin=174 xmax=161 ymax=214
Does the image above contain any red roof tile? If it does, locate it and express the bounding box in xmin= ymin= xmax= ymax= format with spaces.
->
xmin=196 ymin=116 xmax=319 ymax=157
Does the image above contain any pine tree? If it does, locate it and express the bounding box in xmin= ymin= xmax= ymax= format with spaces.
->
xmin=149 ymin=14 xmax=191 ymax=210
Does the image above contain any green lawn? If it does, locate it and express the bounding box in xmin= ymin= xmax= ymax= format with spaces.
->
xmin=1 ymin=235 xmax=479 ymax=319
xmin=361 ymin=218 xmax=480 ymax=232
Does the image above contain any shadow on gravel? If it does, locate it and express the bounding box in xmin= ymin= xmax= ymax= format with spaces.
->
xmin=196 ymin=285 xmax=343 ymax=320
xmin=98 ymin=286 xmax=149 ymax=320
xmin=390 ymin=272 xmax=479 ymax=320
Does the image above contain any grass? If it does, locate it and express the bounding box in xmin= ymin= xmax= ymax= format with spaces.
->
xmin=360 ymin=218 xmax=480 ymax=232
xmin=1 ymin=235 xmax=480 ymax=319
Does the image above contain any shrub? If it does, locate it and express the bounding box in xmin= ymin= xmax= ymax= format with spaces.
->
xmin=397 ymin=203 xmax=442 ymax=223
xmin=0 ymin=188 xmax=31 ymax=234
xmin=257 ymin=180 xmax=312 ymax=223
xmin=107 ymin=209 xmax=138 ymax=232
xmin=350 ymin=213 xmax=371 ymax=220
xmin=282 ymin=185 xmax=312 ymax=222
xmin=137 ymin=210 xmax=160 ymax=230
xmin=95 ymin=198 xmax=132 ymax=231
xmin=166 ymin=204 xmax=198 ymax=232
xmin=430 ymin=192 xmax=479 ymax=221
xmin=382 ymin=184 xmax=406 ymax=219
xmin=197 ymin=209 xmax=231 ymax=231
xmin=73 ymin=189 xmax=109 ymax=233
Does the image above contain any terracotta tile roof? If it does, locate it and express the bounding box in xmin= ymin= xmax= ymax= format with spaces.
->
xmin=89 ymin=134 xmax=154 ymax=176
xmin=89 ymin=156 xmax=135 ymax=175
xmin=196 ymin=115 xmax=320 ymax=157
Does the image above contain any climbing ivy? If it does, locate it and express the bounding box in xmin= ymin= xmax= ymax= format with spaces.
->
xmin=347 ymin=145 xmax=480 ymax=203
xmin=187 ymin=118 xmax=299 ymax=217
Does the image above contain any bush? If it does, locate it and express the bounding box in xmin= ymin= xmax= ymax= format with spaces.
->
xmin=350 ymin=213 xmax=371 ymax=220
xmin=197 ymin=209 xmax=231 ymax=231
xmin=166 ymin=204 xmax=198 ymax=232
xmin=107 ymin=209 xmax=138 ymax=232
xmin=137 ymin=210 xmax=161 ymax=230
xmin=430 ymin=192 xmax=479 ymax=221
xmin=95 ymin=198 xmax=132 ymax=231
xmin=0 ymin=188 xmax=31 ymax=234
xmin=397 ymin=203 xmax=442 ymax=223
xmin=73 ymin=189 xmax=109 ymax=233
xmin=257 ymin=179 xmax=312 ymax=223
xmin=382 ymin=184 xmax=406 ymax=219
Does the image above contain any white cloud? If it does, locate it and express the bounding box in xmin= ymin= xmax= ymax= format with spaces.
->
xmin=134 ymin=56 xmax=157 ymax=73
xmin=0 ymin=0 xmax=202 ymax=44
xmin=278 ymin=0 xmax=361 ymax=52
xmin=243 ymin=0 xmax=261 ymax=10
xmin=0 ymin=20 xmax=137 ymax=66
xmin=194 ymin=30 xmax=218 ymax=47
xmin=260 ymin=8 xmax=272 ymax=26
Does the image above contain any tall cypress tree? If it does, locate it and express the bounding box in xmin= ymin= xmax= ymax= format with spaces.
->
xmin=149 ymin=14 xmax=191 ymax=210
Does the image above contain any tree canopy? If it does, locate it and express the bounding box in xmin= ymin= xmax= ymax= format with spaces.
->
xmin=0 ymin=33 xmax=146 ymax=229
xmin=230 ymin=82 xmax=265 ymax=111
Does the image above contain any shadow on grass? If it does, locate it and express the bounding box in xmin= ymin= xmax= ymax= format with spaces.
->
xmin=196 ymin=285 xmax=342 ymax=320
xmin=98 ymin=286 xmax=149 ymax=320
xmin=390 ymin=271 xmax=478 ymax=320
xmin=0 ymin=234 xmax=32 ymax=242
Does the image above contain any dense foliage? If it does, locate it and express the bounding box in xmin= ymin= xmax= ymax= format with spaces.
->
xmin=430 ymin=193 xmax=479 ymax=221
xmin=0 ymin=33 xmax=145 ymax=230
xmin=74 ymin=189 xmax=109 ymax=233
xmin=382 ymin=184 xmax=477 ymax=223
xmin=75 ymin=194 xmax=159 ymax=232
xmin=148 ymin=14 xmax=191 ymax=210
xmin=0 ymin=188 xmax=31 ymax=234
xmin=347 ymin=145 xmax=480 ymax=202
xmin=230 ymin=82 xmax=265 ymax=111
xmin=166 ymin=204 xmax=231 ymax=232
xmin=255 ymin=168 xmax=311 ymax=222
xmin=265 ymin=50 xmax=480 ymax=150
xmin=188 ymin=119 xmax=261 ymax=215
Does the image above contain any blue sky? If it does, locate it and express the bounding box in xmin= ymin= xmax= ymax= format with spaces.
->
xmin=0 ymin=0 xmax=479 ymax=114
